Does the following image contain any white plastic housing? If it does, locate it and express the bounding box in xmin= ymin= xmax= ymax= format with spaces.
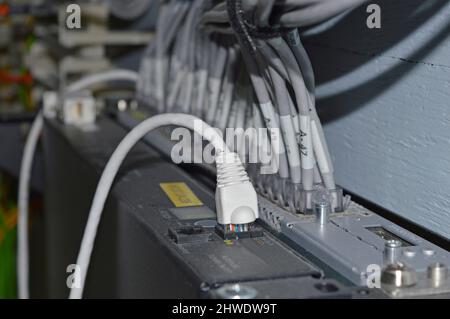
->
xmin=215 ymin=181 xmax=259 ymax=225
xmin=215 ymin=152 xmax=259 ymax=225
xmin=62 ymin=91 xmax=96 ymax=126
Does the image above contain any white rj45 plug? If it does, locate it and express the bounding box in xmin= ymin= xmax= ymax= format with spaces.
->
xmin=215 ymin=152 xmax=259 ymax=225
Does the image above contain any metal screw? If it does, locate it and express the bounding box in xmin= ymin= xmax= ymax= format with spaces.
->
xmin=215 ymin=284 xmax=257 ymax=299
xmin=383 ymin=239 xmax=402 ymax=265
xmin=314 ymin=202 xmax=331 ymax=226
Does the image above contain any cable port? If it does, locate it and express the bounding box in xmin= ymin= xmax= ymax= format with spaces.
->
xmin=215 ymin=223 xmax=264 ymax=240
xmin=168 ymin=225 xmax=212 ymax=244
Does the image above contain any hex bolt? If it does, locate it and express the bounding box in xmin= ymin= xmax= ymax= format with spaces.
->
xmin=381 ymin=262 xmax=417 ymax=289
xmin=428 ymin=262 xmax=448 ymax=288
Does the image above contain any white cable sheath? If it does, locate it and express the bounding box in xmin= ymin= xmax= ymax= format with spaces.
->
xmin=17 ymin=112 xmax=43 ymax=299
xmin=69 ymin=114 xmax=230 ymax=299
xmin=65 ymin=70 xmax=139 ymax=94
xmin=279 ymin=115 xmax=301 ymax=184
xmin=259 ymin=101 xmax=289 ymax=179
xmin=17 ymin=69 xmax=138 ymax=299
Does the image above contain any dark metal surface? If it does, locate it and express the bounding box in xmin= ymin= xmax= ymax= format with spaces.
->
xmin=0 ymin=122 xmax=44 ymax=192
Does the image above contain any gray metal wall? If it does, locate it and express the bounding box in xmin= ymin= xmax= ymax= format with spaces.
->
xmin=306 ymin=0 xmax=450 ymax=238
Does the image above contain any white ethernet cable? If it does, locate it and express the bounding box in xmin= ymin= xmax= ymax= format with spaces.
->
xmin=64 ymin=69 xmax=139 ymax=94
xmin=17 ymin=112 xmax=43 ymax=299
xmin=266 ymin=38 xmax=315 ymax=191
xmin=17 ymin=69 xmax=139 ymax=299
xmin=69 ymin=113 xmax=258 ymax=299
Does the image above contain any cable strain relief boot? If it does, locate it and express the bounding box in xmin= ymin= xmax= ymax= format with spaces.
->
xmin=215 ymin=152 xmax=259 ymax=225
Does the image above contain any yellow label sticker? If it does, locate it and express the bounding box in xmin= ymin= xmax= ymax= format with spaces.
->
xmin=160 ymin=182 xmax=203 ymax=207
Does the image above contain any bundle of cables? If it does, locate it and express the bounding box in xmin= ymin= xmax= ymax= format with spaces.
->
xmin=18 ymin=0 xmax=371 ymax=299
xmin=137 ymin=0 xmax=369 ymax=212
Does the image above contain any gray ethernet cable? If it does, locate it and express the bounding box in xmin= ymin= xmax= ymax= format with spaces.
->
xmin=277 ymin=0 xmax=370 ymax=27
xmin=240 ymin=49 xmax=290 ymax=181
xmin=214 ymin=47 xmax=238 ymax=131
xmin=205 ymin=44 xmax=228 ymax=123
xmin=166 ymin=18 xmax=189 ymax=110
xmin=235 ymin=98 xmax=249 ymax=161
xmin=267 ymin=38 xmax=315 ymax=191
xmin=138 ymin=42 xmax=156 ymax=100
xmin=200 ymin=0 xmax=369 ymax=35
xmin=264 ymin=37 xmax=335 ymax=190
xmin=155 ymin=2 xmax=190 ymax=111
xmin=266 ymin=60 xmax=302 ymax=185
xmin=154 ymin=2 xmax=170 ymax=112
xmin=178 ymin=1 xmax=203 ymax=113
xmin=284 ymin=41 xmax=336 ymax=189
xmin=194 ymin=34 xmax=210 ymax=118
xmin=260 ymin=42 xmax=303 ymax=185
xmin=107 ymin=0 xmax=153 ymax=21
xmin=284 ymin=29 xmax=315 ymax=103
